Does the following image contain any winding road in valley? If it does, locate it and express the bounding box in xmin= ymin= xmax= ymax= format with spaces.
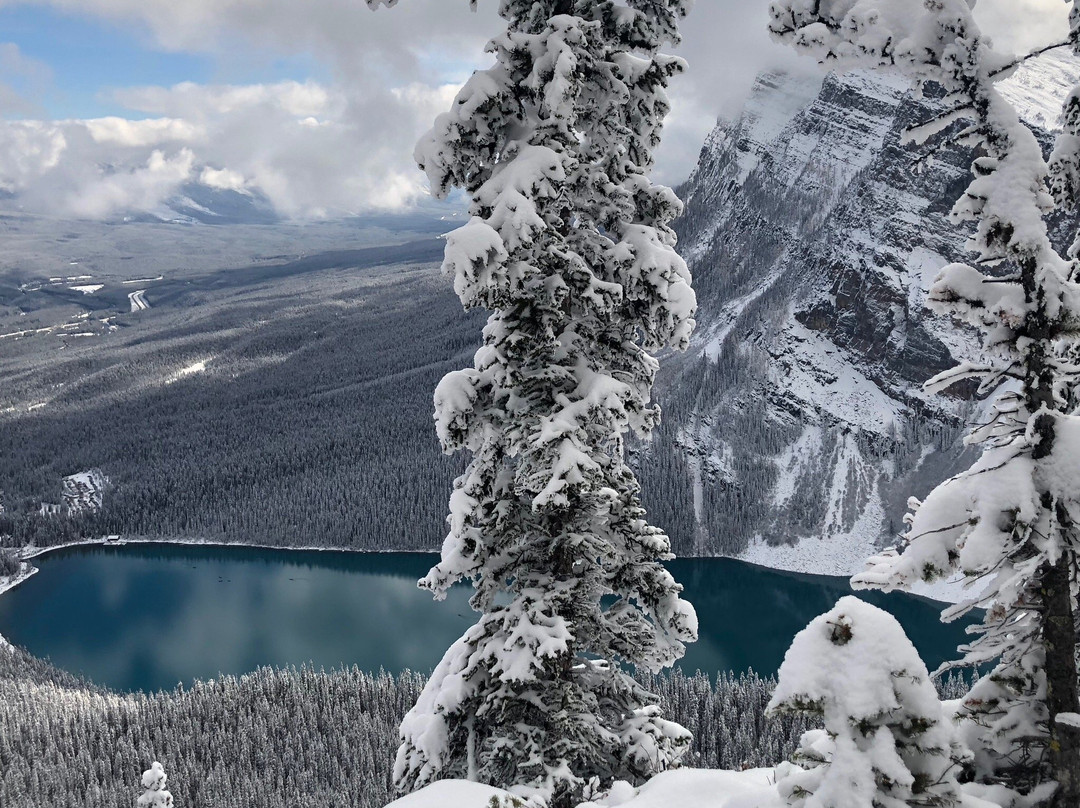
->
xmin=128 ymin=290 xmax=150 ymax=312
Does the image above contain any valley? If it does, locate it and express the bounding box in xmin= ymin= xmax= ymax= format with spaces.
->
xmin=0 ymin=213 xmax=477 ymax=552
xmin=4 ymin=55 xmax=1079 ymax=574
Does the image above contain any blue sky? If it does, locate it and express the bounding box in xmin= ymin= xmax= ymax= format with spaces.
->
xmin=0 ymin=4 xmax=335 ymax=120
xmin=1 ymin=5 xmax=205 ymax=118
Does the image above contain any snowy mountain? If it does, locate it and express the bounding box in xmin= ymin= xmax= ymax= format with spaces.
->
xmin=639 ymin=52 xmax=1080 ymax=575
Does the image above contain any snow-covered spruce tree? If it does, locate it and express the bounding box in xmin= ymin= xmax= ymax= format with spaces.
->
xmin=366 ymin=2 xmax=698 ymax=806
xmin=768 ymin=597 xmax=964 ymax=808
xmin=770 ymin=0 xmax=1080 ymax=801
xmin=137 ymin=762 xmax=173 ymax=808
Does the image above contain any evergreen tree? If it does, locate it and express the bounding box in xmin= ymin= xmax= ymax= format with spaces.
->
xmin=137 ymin=762 xmax=173 ymax=808
xmin=369 ymin=1 xmax=698 ymax=805
xmin=768 ymin=597 xmax=964 ymax=808
xmin=769 ymin=1 xmax=1080 ymax=802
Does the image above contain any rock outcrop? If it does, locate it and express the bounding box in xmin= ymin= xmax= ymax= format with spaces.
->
xmin=638 ymin=53 xmax=1080 ymax=574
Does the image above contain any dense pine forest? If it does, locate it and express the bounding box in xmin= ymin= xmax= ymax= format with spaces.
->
xmin=0 ymin=253 xmax=480 ymax=554
xmin=0 ymin=640 xmax=973 ymax=808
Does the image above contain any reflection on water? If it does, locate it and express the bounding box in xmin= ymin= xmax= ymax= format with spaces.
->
xmin=0 ymin=544 xmax=976 ymax=692
xmin=667 ymin=559 xmax=974 ymax=677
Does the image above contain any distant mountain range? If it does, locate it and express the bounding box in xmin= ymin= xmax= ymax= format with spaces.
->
xmin=635 ymin=52 xmax=1080 ymax=574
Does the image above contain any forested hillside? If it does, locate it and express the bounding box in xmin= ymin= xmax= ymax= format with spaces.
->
xmin=2 ymin=640 xmax=977 ymax=808
xmin=0 ymin=236 xmax=480 ymax=551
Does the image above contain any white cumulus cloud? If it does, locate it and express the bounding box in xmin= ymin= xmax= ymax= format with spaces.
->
xmin=199 ymin=165 xmax=247 ymax=193
xmin=0 ymin=0 xmax=1070 ymax=219
xmin=83 ymin=116 xmax=204 ymax=146
xmin=0 ymin=77 xmax=449 ymax=218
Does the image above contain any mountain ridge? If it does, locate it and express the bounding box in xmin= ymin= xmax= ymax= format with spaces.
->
xmin=637 ymin=51 xmax=1080 ymax=575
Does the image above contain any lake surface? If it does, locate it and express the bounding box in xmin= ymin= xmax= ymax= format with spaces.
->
xmin=0 ymin=544 xmax=977 ymax=693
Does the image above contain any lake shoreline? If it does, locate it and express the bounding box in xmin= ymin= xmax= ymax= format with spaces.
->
xmin=0 ymin=537 xmax=406 ymax=649
xmin=0 ymin=564 xmax=39 ymax=649
xmin=0 ymin=563 xmax=39 ymax=598
xmin=19 ymin=535 xmax=394 ymax=563
xmin=8 ymin=534 xmax=962 ymax=606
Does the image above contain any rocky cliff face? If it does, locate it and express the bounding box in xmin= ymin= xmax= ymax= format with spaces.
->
xmin=638 ymin=53 xmax=1080 ymax=575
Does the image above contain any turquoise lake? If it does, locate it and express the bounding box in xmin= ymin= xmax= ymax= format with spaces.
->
xmin=0 ymin=544 xmax=977 ymax=693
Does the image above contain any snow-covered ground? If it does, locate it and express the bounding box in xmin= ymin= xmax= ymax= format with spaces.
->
xmin=0 ymin=561 xmax=33 ymax=648
xmin=0 ymin=562 xmax=38 ymax=598
xmin=0 ymin=557 xmax=42 ymax=651
xmin=383 ymin=769 xmax=1010 ymax=808
xmin=165 ymin=359 xmax=211 ymax=384
xmin=383 ymin=771 xmax=780 ymax=808
xmin=17 ymin=535 xmax=394 ymax=563
xmin=738 ymin=531 xmax=877 ymax=580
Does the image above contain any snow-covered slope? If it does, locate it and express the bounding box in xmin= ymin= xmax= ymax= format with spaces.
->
xmin=638 ymin=54 xmax=1080 ymax=575
xmin=383 ymin=768 xmax=1008 ymax=808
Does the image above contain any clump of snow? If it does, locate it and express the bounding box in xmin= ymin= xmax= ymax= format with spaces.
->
xmin=1056 ymin=712 xmax=1080 ymax=730
xmin=70 ymin=284 xmax=104 ymax=294
xmin=383 ymin=769 xmax=1039 ymax=808
xmin=580 ymin=768 xmax=779 ymax=808
xmin=383 ymin=770 xmax=781 ymax=808
xmin=852 ymin=436 xmax=1041 ymax=600
xmin=138 ymin=762 xmax=174 ymax=808
xmin=385 ymin=780 xmax=531 ymax=808
xmin=768 ymin=596 xmax=963 ymax=808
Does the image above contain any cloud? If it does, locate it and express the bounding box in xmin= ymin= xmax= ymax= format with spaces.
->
xmin=657 ymin=2 xmax=808 ymax=185
xmin=656 ymin=0 xmax=1072 ymax=185
xmin=0 ymin=0 xmax=1072 ymax=218
xmin=0 ymin=76 xmax=452 ymax=218
xmin=0 ymin=0 xmax=501 ymax=218
xmin=84 ymin=116 xmax=203 ymax=146
xmin=60 ymin=147 xmax=195 ymax=219
xmin=199 ymin=165 xmax=247 ymax=193
xmin=2 ymin=0 xmax=503 ymax=80
xmin=3 ymin=0 xmax=786 ymax=189
xmin=0 ymin=120 xmax=65 ymax=192
xmin=0 ymin=119 xmax=192 ymax=216
xmin=976 ymin=0 xmax=1070 ymax=55
xmin=115 ymin=80 xmax=333 ymax=118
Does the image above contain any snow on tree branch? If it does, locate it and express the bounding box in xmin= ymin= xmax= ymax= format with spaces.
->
xmin=386 ymin=2 xmax=697 ymax=806
xmin=137 ymin=762 xmax=174 ymax=808
xmin=768 ymin=597 xmax=965 ymax=808
xmin=771 ymin=0 xmax=1080 ymax=798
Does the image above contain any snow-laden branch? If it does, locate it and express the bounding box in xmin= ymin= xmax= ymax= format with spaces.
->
xmin=390 ymin=2 xmax=698 ymax=804
xmin=771 ymin=0 xmax=1080 ymax=796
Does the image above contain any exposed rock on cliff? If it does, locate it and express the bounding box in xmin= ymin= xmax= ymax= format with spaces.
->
xmin=638 ymin=53 xmax=1080 ymax=575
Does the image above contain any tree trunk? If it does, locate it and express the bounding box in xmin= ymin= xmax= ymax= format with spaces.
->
xmin=1042 ymin=547 xmax=1080 ymax=807
xmin=1025 ymin=244 xmax=1080 ymax=804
